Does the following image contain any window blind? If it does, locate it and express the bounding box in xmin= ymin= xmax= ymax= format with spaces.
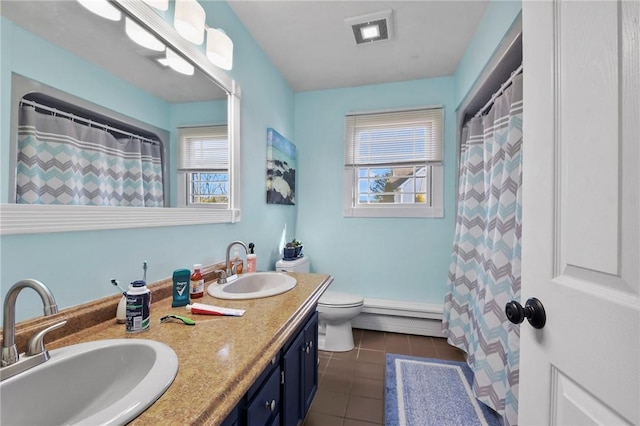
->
xmin=178 ymin=125 xmax=228 ymax=170
xmin=345 ymin=108 xmax=443 ymax=166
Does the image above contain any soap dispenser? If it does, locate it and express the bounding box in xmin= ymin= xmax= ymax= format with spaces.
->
xmin=230 ymin=249 xmax=244 ymax=275
xmin=246 ymin=243 xmax=257 ymax=273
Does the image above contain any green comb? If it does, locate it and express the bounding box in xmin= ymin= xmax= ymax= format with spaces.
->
xmin=160 ymin=314 xmax=196 ymax=325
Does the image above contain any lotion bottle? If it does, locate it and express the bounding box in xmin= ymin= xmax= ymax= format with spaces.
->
xmin=246 ymin=243 xmax=257 ymax=273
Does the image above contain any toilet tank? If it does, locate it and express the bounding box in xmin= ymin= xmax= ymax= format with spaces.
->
xmin=275 ymin=256 xmax=310 ymax=273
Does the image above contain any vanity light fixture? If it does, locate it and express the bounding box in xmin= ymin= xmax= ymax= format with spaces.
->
xmin=206 ymin=27 xmax=233 ymax=71
xmin=174 ymin=0 xmax=206 ymax=45
xmin=77 ymin=0 xmax=122 ymax=21
xmin=142 ymin=0 xmax=169 ymax=11
xmin=159 ymin=49 xmax=195 ymax=76
xmin=345 ymin=9 xmax=393 ymax=45
xmin=125 ymin=18 xmax=165 ymax=52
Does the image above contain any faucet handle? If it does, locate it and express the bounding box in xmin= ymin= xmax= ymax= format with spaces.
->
xmin=213 ymin=269 xmax=228 ymax=284
xmin=26 ymin=320 xmax=67 ymax=357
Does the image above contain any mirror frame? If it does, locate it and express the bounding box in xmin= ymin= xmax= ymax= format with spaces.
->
xmin=0 ymin=0 xmax=242 ymax=235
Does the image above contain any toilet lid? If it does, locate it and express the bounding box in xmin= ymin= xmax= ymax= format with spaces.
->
xmin=318 ymin=291 xmax=364 ymax=308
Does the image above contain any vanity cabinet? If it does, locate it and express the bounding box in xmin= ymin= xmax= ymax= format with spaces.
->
xmin=226 ymin=310 xmax=318 ymax=426
xmin=282 ymin=311 xmax=318 ymax=426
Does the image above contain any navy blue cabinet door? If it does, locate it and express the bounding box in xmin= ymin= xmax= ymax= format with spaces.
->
xmin=302 ymin=312 xmax=318 ymax=414
xmin=282 ymin=331 xmax=304 ymax=426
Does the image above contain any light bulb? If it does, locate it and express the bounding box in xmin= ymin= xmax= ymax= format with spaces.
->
xmin=206 ymin=28 xmax=233 ymax=70
xmin=174 ymin=0 xmax=205 ymax=45
xmin=77 ymin=0 xmax=122 ymax=21
xmin=125 ymin=18 xmax=165 ymax=52
xmin=361 ymin=25 xmax=380 ymax=40
xmin=160 ymin=49 xmax=195 ymax=76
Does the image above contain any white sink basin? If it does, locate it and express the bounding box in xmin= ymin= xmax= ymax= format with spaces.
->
xmin=1 ymin=338 xmax=178 ymax=426
xmin=208 ymin=272 xmax=297 ymax=300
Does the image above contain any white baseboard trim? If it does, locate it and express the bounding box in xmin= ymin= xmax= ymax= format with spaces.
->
xmin=350 ymin=297 xmax=445 ymax=338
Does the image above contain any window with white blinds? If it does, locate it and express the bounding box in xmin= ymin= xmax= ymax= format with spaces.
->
xmin=178 ymin=125 xmax=230 ymax=207
xmin=345 ymin=108 xmax=443 ymax=166
xmin=343 ymin=107 xmax=444 ymax=218
xmin=178 ymin=125 xmax=228 ymax=171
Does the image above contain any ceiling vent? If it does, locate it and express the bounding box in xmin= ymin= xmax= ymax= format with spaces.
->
xmin=345 ymin=9 xmax=393 ymax=45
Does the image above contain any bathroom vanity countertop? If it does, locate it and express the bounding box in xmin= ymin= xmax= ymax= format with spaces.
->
xmin=42 ymin=272 xmax=332 ymax=426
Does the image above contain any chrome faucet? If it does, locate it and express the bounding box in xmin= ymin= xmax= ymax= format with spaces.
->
xmin=1 ymin=279 xmax=66 ymax=380
xmin=225 ymin=240 xmax=248 ymax=278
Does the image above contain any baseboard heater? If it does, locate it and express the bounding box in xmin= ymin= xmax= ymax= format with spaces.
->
xmin=350 ymin=298 xmax=445 ymax=338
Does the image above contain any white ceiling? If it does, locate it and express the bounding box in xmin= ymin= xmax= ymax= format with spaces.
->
xmin=3 ymin=1 xmax=490 ymax=100
xmin=227 ymin=0 xmax=490 ymax=92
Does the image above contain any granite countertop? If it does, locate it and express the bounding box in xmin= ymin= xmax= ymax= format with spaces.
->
xmin=10 ymin=271 xmax=331 ymax=426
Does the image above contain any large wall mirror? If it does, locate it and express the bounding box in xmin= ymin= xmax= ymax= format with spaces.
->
xmin=0 ymin=0 xmax=241 ymax=235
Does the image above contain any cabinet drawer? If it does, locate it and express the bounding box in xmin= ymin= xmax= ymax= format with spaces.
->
xmin=246 ymin=366 xmax=281 ymax=426
xmin=247 ymin=354 xmax=280 ymax=400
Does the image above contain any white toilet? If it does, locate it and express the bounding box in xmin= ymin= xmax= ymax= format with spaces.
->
xmin=316 ymin=291 xmax=364 ymax=352
xmin=275 ymin=256 xmax=364 ymax=352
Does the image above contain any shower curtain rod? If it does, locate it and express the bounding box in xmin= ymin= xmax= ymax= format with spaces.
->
xmin=475 ymin=64 xmax=523 ymax=118
xmin=19 ymin=98 xmax=159 ymax=144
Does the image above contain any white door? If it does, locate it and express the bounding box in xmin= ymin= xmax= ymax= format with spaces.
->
xmin=520 ymin=1 xmax=639 ymax=425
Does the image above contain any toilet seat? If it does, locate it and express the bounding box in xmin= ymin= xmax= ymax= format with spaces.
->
xmin=319 ymin=291 xmax=364 ymax=308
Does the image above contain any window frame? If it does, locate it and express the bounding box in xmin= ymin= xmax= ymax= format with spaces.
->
xmin=343 ymin=106 xmax=445 ymax=218
xmin=177 ymin=125 xmax=232 ymax=209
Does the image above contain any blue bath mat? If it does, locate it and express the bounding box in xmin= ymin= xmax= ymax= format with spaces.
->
xmin=385 ymin=354 xmax=502 ymax=426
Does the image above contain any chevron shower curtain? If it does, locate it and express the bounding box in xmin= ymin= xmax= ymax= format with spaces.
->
xmin=443 ymin=73 xmax=523 ymax=426
xmin=16 ymin=106 xmax=163 ymax=207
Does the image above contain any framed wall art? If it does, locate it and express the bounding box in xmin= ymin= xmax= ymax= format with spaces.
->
xmin=266 ymin=128 xmax=296 ymax=205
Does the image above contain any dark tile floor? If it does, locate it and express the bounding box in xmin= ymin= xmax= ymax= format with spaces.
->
xmin=303 ymin=328 xmax=467 ymax=426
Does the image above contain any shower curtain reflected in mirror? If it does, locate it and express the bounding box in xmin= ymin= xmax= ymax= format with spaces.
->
xmin=16 ymin=106 xmax=163 ymax=207
xmin=443 ymin=73 xmax=523 ymax=426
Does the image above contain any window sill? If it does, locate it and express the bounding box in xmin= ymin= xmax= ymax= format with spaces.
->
xmin=343 ymin=206 xmax=444 ymax=218
xmin=0 ymin=204 xmax=241 ymax=235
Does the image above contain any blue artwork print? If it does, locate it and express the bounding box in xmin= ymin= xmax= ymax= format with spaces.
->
xmin=266 ymin=128 xmax=296 ymax=205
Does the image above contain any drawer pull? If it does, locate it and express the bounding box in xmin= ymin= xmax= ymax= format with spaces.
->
xmin=265 ymin=400 xmax=276 ymax=411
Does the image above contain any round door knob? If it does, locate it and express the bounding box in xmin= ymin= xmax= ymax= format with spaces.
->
xmin=505 ymin=297 xmax=546 ymax=329
xmin=265 ymin=400 xmax=276 ymax=411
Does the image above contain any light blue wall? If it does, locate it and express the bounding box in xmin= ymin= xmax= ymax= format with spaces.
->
xmin=454 ymin=0 xmax=522 ymax=107
xmin=294 ymin=78 xmax=457 ymax=304
xmin=2 ymin=0 xmax=520 ymax=321
xmin=1 ymin=1 xmax=295 ymax=321
xmin=292 ymin=0 xmax=521 ymax=305
xmin=199 ymin=1 xmax=298 ymax=268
